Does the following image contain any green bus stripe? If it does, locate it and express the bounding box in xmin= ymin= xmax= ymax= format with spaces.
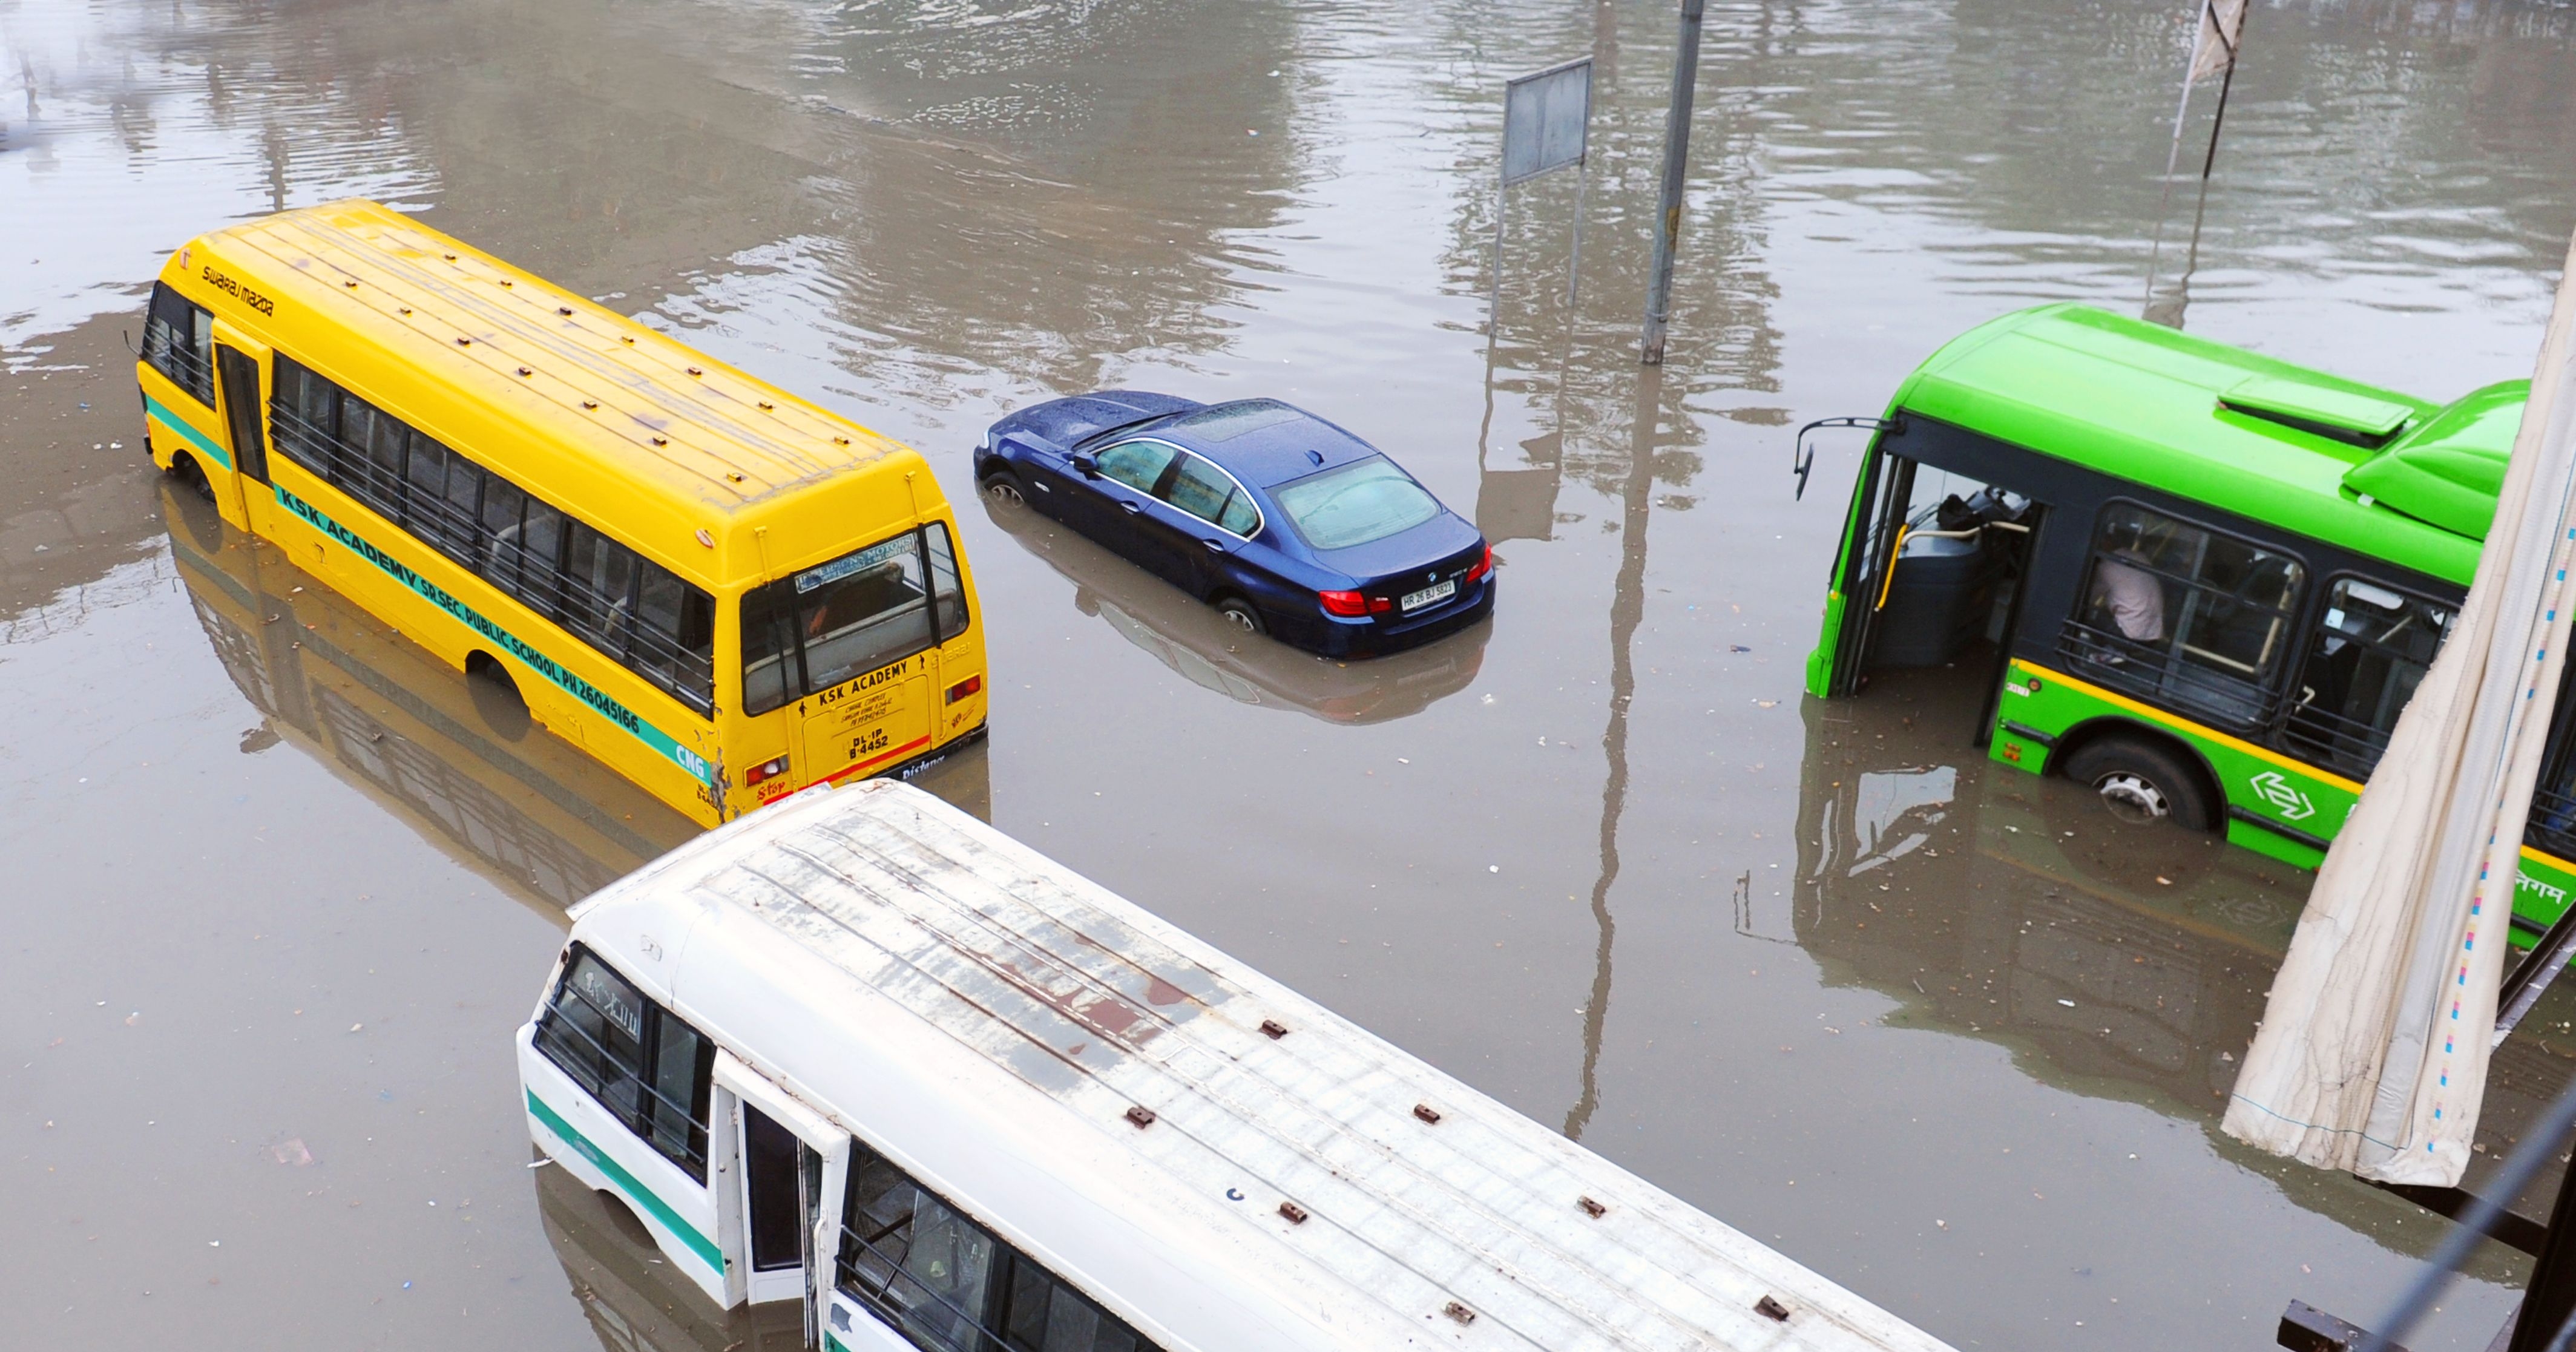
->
xmin=527 ymin=1089 xmax=724 ymax=1275
xmin=145 ymin=394 xmax=231 ymax=469
xmin=271 ymin=483 xmax=721 ymax=789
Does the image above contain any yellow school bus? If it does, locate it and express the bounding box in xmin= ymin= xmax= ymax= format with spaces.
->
xmin=135 ymin=200 xmax=988 ymax=825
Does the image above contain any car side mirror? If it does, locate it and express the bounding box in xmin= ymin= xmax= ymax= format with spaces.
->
xmin=1070 ymin=451 xmax=1099 ymax=477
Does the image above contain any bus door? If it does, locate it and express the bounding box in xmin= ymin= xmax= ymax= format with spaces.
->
xmin=792 ymin=536 xmax=941 ymax=786
xmin=1816 ymin=445 xmax=1915 ymax=698
xmin=209 ymin=324 xmax=275 ymax=532
xmin=713 ymin=1052 xmax=849 ymax=1338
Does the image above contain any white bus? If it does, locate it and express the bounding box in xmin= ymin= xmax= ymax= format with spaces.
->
xmin=516 ymin=780 xmax=1954 ymax=1352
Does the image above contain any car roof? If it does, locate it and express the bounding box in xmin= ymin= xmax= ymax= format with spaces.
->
xmin=1135 ymin=399 xmax=1385 ymax=490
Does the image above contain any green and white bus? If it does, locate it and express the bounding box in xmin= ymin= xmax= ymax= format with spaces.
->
xmin=1804 ymin=303 xmax=2576 ymax=937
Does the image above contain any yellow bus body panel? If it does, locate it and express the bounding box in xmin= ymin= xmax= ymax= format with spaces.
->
xmin=140 ymin=200 xmax=987 ymax=827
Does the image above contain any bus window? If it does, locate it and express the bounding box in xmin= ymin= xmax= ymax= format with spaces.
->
xmin=533 ymin=947 xmax=715 ymax=1182
xmin=927 ymin=522 xmax=971 ymax=642
xmin=2069 ymin=503 xmax=2304 ymax=727
xmin=837 ymin=1135 xmax=1160 ymax=1352
xmin=2284 ymin=578 xmax=2450 ymax=776
xmin=142 ymin=282 xmax=216 ymax=406
xmin=741 ymin=530 xmax=941 ymax=712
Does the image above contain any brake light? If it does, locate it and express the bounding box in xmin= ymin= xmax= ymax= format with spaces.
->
xmin=946 ymin=675 xmax=983 ymax=704
xmin=1465 ymin=544 xmax=1493 ymax=583
xmin=744 ymin=754 xmax=790 ymax=787
xmin=1319 ymin=589 xmax=1369 ymax=617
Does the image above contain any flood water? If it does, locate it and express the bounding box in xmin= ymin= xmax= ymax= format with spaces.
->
xmin=11 ymin=0 xmax=2576 ymax=1347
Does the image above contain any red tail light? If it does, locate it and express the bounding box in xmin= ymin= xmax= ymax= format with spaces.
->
xmin=945 ymin=675 xmax=983 ymax=704
xmin=1465 ymin=544 xmax=1493 ymax=583
xmin=744 ymin=753 xmax=790 ymax=787
xmin=1319 ymin=589 xmax=1370 ymax=617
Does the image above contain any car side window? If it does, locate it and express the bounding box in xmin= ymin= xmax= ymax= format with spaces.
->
xmin=1093 ymin=441 xmax=1176 ymax=494
xmin=1161 ymin=453 xmax=1258 ymax=537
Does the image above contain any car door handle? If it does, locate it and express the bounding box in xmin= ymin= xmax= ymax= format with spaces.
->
xmin=1202 ymin=539 xmax=1224 ymax=553
xmin=1120 ymin=501 xmax=1144 ymax=515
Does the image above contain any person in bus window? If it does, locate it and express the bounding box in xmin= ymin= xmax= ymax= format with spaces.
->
xmin=2089 ymin=520 xmax=2167 ymax=646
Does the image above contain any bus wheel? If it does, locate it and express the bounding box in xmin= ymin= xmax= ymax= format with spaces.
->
xmin=169 ymin=451 xmax=215 ymax=502
xmin=467 ymin=652 xmax=531 ymax=741
xmin=2063 ymin=736 xmax=2215 ymax=831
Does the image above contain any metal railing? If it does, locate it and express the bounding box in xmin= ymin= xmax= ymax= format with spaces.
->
xmin=2055 ymin=619 xmax=2286 ymax=730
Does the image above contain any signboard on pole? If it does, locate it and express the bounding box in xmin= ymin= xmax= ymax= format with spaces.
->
xmin=1502 ymin=58 xmax=1592 ymax=185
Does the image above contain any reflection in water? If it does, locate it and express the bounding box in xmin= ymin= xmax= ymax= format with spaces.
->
xmin=163 ymin=482 xmax=698 ymax=911
xmin=535 ymin=1156 xmax=803 ymax=1352
xmin=164 ymin=482 xmax=991 ymax=911
xmin=982 ymin=493 xmax=1488 ymax=724
xmin=1792 ymin=661 xmax=2574 ymax=1261
xmin=1564 ymin=363 xmax=1663 ymax=1141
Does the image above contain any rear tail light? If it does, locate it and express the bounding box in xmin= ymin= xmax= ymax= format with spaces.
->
xmin=744 ymin=754 xmax=790 ymax=787
xmin=946 ymin=675 xmax=983 ymax=704
xmin=1319 ymin=589 xmax=1369 ymax=617
xmin=1465 ymin=544 xmax=1493 ymax=583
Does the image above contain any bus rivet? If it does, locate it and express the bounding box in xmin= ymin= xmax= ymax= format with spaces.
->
xmin=557 ymin=306 xmax=574 ymax=317
xmin=686 ymin=367 xmax=703 ymax=376
xmin=696 ymin=529 xmax=715 ymax=547
xmin=1278 ymin=1201 xmax=1308 ymax=1224
xmin=499 ymin=280 xmax=512 ymax=287
xmin=652 ymin=436 xmax=669 ymax=447
xmin=343 ymin=279 xmax=358 ymax=288
xmin=1123 ymin=1106 xmax=1156 ymax=1129
xmin=398 ymin=307 xmax=412 ymax=316
xmin=1443 ymin=1302 xmax=1475 ymax=1325
xmin=726 ymin=472 xmax=746 ymax=484
xmin=442 ymin=252 xmax=457 ymax=261
xmin=455 ymin=338 xmax=471 ymax=346
xmin=758 ymin=401 xmax=775 ymax=411
xmin=1413 ymin=1103 xmax=1442 ymax=1125
xmin=516 ymin=367 xmax=533 ymax=377
xmin=1260 ymin=1019 xmax=1288 ymax=1039
xmin=581 ymin=401 xmax=598 ymax=410
xmin=1578 ymin=1196 xmax=1607 ymax=1218
xmin=622 ymin=336 xmax=636 ymax=345
xmin=833 ymin=436 xmax=850 ymax=445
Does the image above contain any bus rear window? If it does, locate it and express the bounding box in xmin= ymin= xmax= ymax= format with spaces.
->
xmin=741 ymin=524 xmax=970 ymax=716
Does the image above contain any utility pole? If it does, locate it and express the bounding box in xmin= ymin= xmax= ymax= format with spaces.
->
xmin=1639 ymin=0 xmax=1706 ymax=366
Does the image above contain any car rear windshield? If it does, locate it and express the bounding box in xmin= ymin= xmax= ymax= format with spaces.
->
xmin=1273 ymin=456 xmax=1441 ymax=551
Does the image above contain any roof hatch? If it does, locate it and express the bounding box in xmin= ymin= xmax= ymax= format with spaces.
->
xmin=2219 ymin=375 xmax=2416 ymax=448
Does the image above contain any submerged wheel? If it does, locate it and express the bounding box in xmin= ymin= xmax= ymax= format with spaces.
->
xmin=1214 ymin=597 xmax=1266 ymax=635
xmin=984 ymin=471 xmax=1027 ymax=506
xmin=2062 ymin=735 xmax=2215 ymax=831
xmin=169 ymin=451 xmax=215 ymax=502
xmin=467 ymin=652 xmax=532 ymax=741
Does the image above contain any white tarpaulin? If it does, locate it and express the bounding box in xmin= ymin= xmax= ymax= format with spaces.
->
xmin=2225 ymin=232 xmax=2576 ymax=1186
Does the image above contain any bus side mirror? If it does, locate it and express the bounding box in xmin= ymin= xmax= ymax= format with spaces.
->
xmin=1070 ymin=451 xmax=1099 ymax=478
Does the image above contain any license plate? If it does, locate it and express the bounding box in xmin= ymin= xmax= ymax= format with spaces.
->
xmin=1399 ymin=579 xmax=1456 ymax=612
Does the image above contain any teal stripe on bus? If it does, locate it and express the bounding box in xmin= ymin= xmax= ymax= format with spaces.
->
xmin=526 ymin=1089 xmax=725 ymax=1276
xmin=145 ymin=394 xmax=231 ymax=470
xmin=272 ymin=483 xmax=721 ymax=789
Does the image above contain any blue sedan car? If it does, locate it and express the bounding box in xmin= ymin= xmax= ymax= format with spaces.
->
xmin=974 ymin=393 xmax=1493 ymax=657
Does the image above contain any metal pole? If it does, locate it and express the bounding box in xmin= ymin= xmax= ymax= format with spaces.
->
xmin=1639 ymin=0 xmax=1706 ymax=366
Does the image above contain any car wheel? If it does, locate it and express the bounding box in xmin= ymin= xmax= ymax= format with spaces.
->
xmin=2062 ymin=735 xmax=2215 ymax=831
xmin=984 ymin=471 xmax=1027 ymax=507
xmin=1215 ymin=597 xmax=1266 ymax=636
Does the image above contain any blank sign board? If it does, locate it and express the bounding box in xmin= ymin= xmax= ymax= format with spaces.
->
xmin=1501 ymin=59 xmax=1591 ymax=184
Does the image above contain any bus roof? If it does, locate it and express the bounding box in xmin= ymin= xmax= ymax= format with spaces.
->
xmin=1890 ymin=304 xmax=2525 ymax=588
xmin=571 ymin=781 xmax=1953 ymax=1352
xmin=199 ymin=200 xmax=913 ymax=516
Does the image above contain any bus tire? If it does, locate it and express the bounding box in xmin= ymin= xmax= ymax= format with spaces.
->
xmin=2062 ymin=734 xmax=2216 ymax=832
xmin=466 ymin=652 xmax=532 ymax=741
xmin=1214 ymin=595 xmax=1266 ymax=636
xmin=168 ymin=451 xmax=215 ymax=502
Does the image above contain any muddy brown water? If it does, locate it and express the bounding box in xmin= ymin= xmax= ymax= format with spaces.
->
xmin=12 ymin=0 xmax=2576 ymax=1347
